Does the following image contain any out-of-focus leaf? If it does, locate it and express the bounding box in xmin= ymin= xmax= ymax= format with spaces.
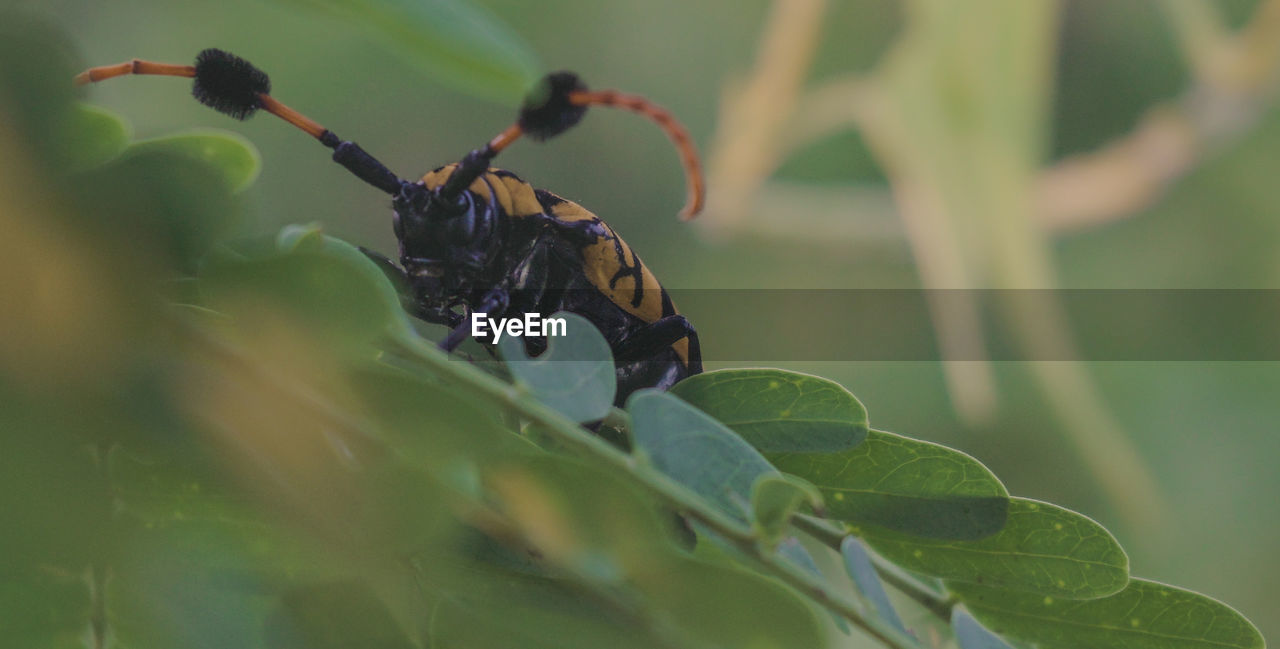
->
xmin=499 ymin=312 xmax=616 ymax=422
xmin=628 ymin=390 xmax=777 ymax=522
xmin=0 ymin=569 xmax=90 ymax=649
xmin=951 ymin=578 xmax=1265 ymax=649
xmin=109 ymin=449 xmax=342 ymax=584
xmin=59 ymin=103 xmax=131 ymax=171
xmin=275 ymin=228 xmax=414 ymax=336
xmin=632 ymin=555 xmax=828 ymax=649
xmin=428 ymin=573 xmax=667 ymax=649
xmin=264 ymin=581 xmax=417 ymax=649
xmin=751 ymin=474 xmax=823 ymax=547
xmin=840 ymin=537 xmax=907 ymax=635
xmin=73 ymin=151 xmax=240 ymax=268
xmin=672 ymin=369 xmax=868 ymax=452
xmin=199 ymin=249 xmax=397 ymax=350
xmin=274 ymin=0 xmax=540 ymax=103
xmin=0 ymin=412 xmax=110 ymax=569
xmin=126 ymin=130 xmax=261 ymax=193
xmin=770 ymin=429 xmax=1008 ymax=539
xmin=346 ymin=363 xmax=534 ymax=468
xmin=857 ymin=498 xmax=1128 ymax=598
xmin=0 ymin=16 xmax=79 ymax=145
xmin=485 ymin=455 xmax=674 ymax=579
xmin=952 ymin=606 xmax=1015 ymax=649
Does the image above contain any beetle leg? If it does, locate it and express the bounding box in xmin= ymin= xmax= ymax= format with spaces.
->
xmin=612 ymin=315 xmax=698 ymax=364
xmin=530 ymin=213 xmax=610 ymax=244
xmin=439 ymin=288 xmax=509 ymax=352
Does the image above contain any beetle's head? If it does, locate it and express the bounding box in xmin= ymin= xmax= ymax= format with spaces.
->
xmin=392 ymin=179 xmax=500 ymax=304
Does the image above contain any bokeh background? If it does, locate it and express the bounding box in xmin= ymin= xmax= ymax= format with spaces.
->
xmin=8 ymin=0 xmax=1278 ymax=642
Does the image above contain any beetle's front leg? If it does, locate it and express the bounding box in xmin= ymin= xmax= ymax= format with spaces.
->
xmin=439 ymin=288 xmax=509 ymax=352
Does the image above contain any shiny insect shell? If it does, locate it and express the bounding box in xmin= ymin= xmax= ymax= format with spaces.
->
xmin=370 ymin=162 xmax=703 ymax=407
xmin=74 ymin=49 xmax=705 ymax=408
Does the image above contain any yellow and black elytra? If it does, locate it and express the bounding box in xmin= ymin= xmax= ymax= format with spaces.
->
xmin=75 ymin=49 xmax=704 ymax=406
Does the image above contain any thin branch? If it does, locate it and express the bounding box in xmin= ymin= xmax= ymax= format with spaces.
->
xmin=793 ymin=515 xmax=956 ymax=623
xmin=1040 ymin=0 xmax=1280 ymax=232
xmin=702 ymin=0 xmax=830 ymax=236
xmin=1159 ymin=0 xmax=1231 ymax=80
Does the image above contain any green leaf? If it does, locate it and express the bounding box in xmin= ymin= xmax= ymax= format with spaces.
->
xmin=770 ymin=429 xmax=1008 ymax=540
xmin=59 ymin=102 xmax=131 ymax=171
xmin=428 ymin=573 xmax=669 ymax=649
xmin=751 ymin=474 xmax=823 ymax=547
xmin=0 ymin=569 xmax=90 ymax=649
xmin=484 ymin=455 xmax=675 ymax=578
xmin=840 ymin=537 xmax=907 ymax=635
xmin=276 ymin=0 xmax=540 ymax=103
xmin=499 ymin=312 xmax=617 ymax=423
xmin=109 ymin=449 xmax=341 ymax=584
xmin=671 ymin=368 xmax=868 ymax=452
xmin=0 ymin=422 xmax=110 ymax=569
xmin=125 ymin=130 xmax=262 ymax=193
xmin=632 ymin=555 xmax=828 ymax=649
xmin=275 ymin=229 xmax=415 ymax=336
xmin=346 ymin=363 xmax=535 ymax=468
xmin=856 ymin=498 xmax=1128 ymax=598
xmin=199 ymin=243 xmax=400 ymax=349
xmin=951 ymin=578 xmax=1265 ymax=649
xmin=264 ymin=581 xmax=417 ymax=649
xmin=952 ymin=606 xmax=1015 ymax=649
xmin=73 ymin=149 xmax=241 ymax=267
xmin=628 ymin=390 xmax=777 ymax=521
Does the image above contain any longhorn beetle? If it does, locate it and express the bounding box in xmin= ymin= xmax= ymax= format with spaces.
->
xmin=75 ymin=49 xmax=704 ymax=407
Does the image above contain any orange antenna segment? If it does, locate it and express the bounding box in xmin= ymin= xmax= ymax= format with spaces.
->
xmin=256 ymin=94 xmax=327 ymax=140
xmin=569 ymin=89 xmax=705 ymax=219
xmin=488 ymin=123 xmax=525 ymax=154
xmin=73 ymin=59 xmax=196 ymax=86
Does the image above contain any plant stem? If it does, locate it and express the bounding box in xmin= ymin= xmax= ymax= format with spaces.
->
xmin=388 ymin=332 xmax=927 ymax=649
xmin=793 ymin=515 xmax=956 ymax=622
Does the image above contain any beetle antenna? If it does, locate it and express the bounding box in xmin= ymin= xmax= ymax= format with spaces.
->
xmin=566 ymin=88 xmax=704 ymax=220
xmin=74 ymin=49 xmax=406 ymax=196
xmin=440 ymin=72 xmax=704 ymax=220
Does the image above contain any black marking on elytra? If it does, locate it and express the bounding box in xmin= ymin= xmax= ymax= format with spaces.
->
xmin=535 ymin=189 xmax=567 ymax=207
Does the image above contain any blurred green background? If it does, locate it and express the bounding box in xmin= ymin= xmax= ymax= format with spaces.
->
xmin=8 ymin=0 xmax=1279 ymax=642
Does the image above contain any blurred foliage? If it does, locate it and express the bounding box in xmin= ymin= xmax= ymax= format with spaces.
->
xmin=1 ymin=0 xmax=1278 ymax=647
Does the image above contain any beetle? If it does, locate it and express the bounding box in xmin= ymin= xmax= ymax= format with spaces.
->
xmin=75 ymin=49 xmax=703 ymax=407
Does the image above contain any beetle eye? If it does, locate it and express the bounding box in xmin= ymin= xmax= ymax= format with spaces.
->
xmin=444 ymin=211 xmax=476 ymax=244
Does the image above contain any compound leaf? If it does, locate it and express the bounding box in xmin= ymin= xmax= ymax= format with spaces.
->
xmin=771 ymin=429 xmax=1008 ymax=540
xmin=856 ymin=498 xmax=1129 ymax=598
xmin=499 ymin=312 xmax=616 ymax=423
xmin=628 ymin=390 xmax=777 ymax=522
xmin=672 ymin=368 xmax=868 ymax=452
xmin=951 ymin=578 xmax=1264 ymax=649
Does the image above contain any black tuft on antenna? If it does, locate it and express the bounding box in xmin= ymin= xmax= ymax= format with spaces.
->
xmin=192 ymin=48 xmax=270 ymax=120
xmin=518 ymin=71 xmax=588 ymax=141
